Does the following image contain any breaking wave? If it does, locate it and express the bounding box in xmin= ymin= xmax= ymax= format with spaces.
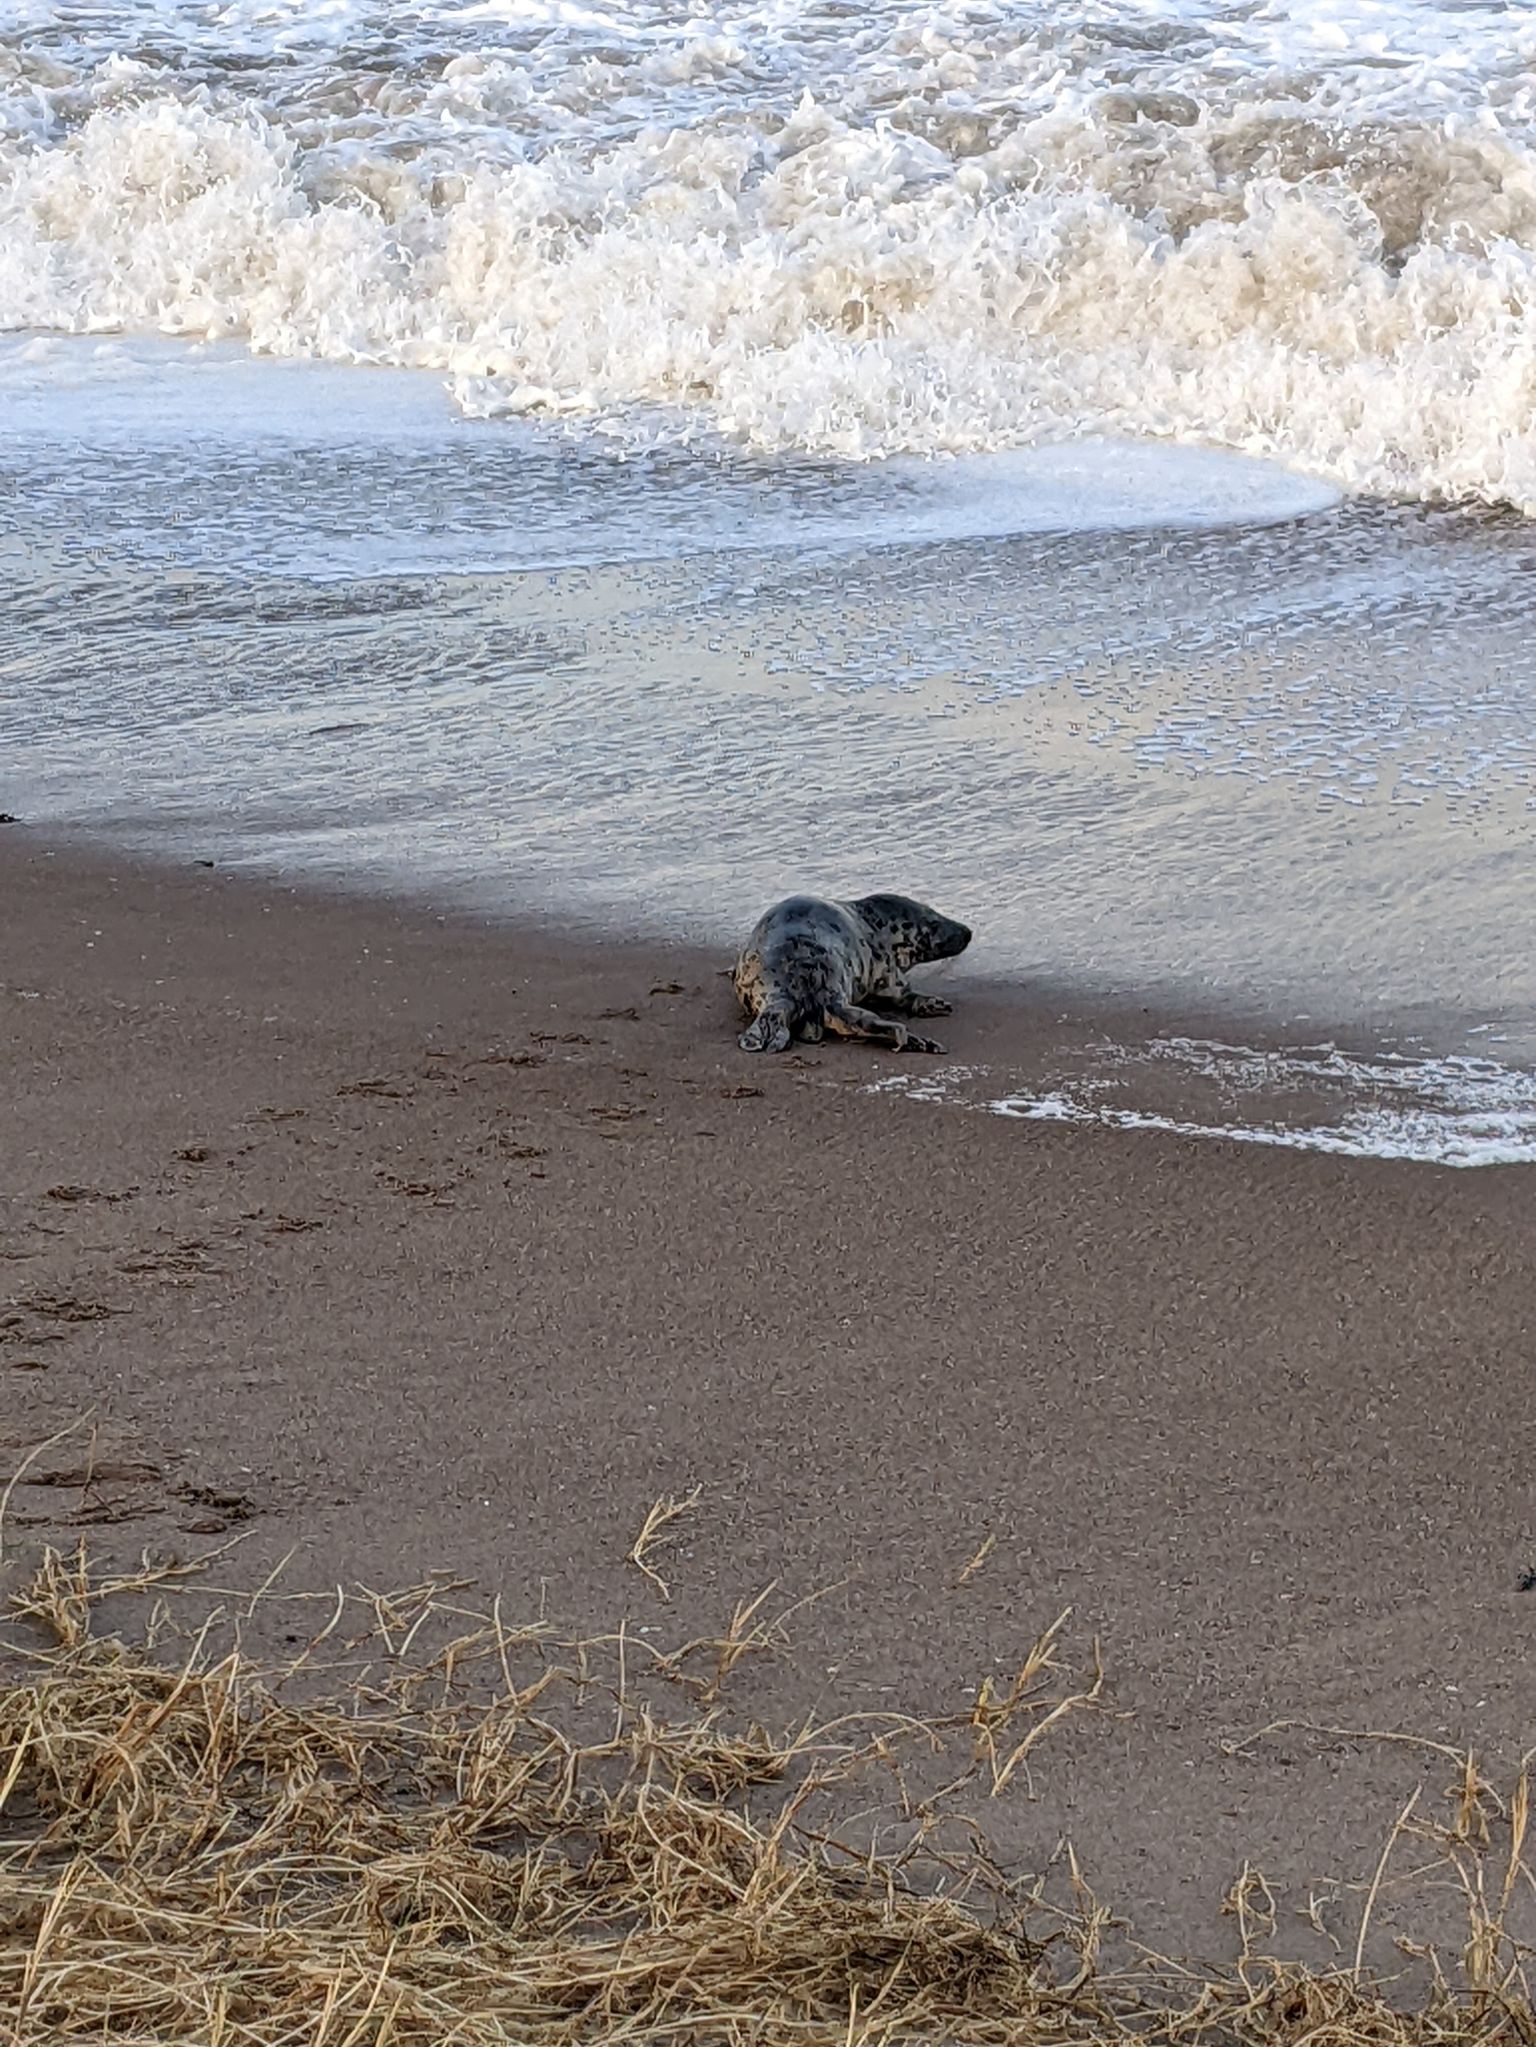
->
xmin=4 ymin=1 xmax=1536 ymax=503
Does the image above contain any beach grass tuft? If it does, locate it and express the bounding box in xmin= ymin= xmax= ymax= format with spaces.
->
xmin=1 ymin=1537 xmax=1532 ymax=2046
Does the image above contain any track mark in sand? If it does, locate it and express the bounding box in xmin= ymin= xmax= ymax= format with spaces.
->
xmin=7 ymin=1435 xmax=262 ymax=1537
xmin=2 ymin=1218 xmax=66 ymax=1262
xmin=116 ymin=1238 xmax=222 ymax=1283
xmin=45 ymin=1183 xmax=132 ymax=1205
xmin=3 ymin=1288 xmax=124 ymax=1364
xmin=244 ymin=1105 xmax=308 ymax=1124
xmin=172 ymin=1483 xmax=257 ymax=1535
xmin=720 ymin=1085 xmax=763 ymax=1100
xmin=5 ymin=1430 xmax=168 ymax=1534
xmin=247 ymin=1211 xmax=325 ymax=1234
xmin=531 ymin=1030 xmax=592 ymax=1047
xmin=8 ymin=1497 xmax=152 ymax=1532
xmin=596 ymin=1006 xmax=641 ymax=1022
xmin=337 ymin=1077 xmax=410 ymax=1100
xmin=412 ymin=1062 xmax=464 ymax=1092
xmin=650 ymin=982 xmax=686 ymax=997
xmin=480 ymin=1049 xmax=547 ymax=1068
xmin=173 ymin=1144 xmax=215 ymax=1163
xmin=0 ymin=1318 xmax=66 ymax=1351
xmin=376 ymin=1170 xmax=460 ymax=1204
xmin=7 ymin=1290 xmax=124 ymax=1324
xmin=25 ymin=1458 xmax=160 ymax=1490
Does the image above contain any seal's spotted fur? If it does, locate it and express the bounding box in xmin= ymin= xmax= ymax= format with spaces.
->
xmin=733 ymin=893 xmax=972 ymax=1054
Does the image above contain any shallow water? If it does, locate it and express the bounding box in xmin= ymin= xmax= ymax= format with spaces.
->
xmin=4 ymin=0 xmax=1536 ymax=1164
xmin=2 ymin=338 xmax=1534 ymax=1166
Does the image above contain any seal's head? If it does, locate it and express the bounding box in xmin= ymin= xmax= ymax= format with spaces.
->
xmin=851 ymin=893 xmax=972 ymax=970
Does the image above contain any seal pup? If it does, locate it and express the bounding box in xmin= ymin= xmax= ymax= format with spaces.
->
xmin=733 ymin=892 xmax=972 ymax=1054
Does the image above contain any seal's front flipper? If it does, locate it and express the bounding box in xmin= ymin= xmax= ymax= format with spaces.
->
xmin=739 ymin=1007 xmax=794 ymax=1053
xmin=824 ymin=1002 xmax=946 ymax=1055
xmin=868 ymin=975 xmax=951 ymax=1019
xmin=897 ymin=1027 xmax=946 ymax=1053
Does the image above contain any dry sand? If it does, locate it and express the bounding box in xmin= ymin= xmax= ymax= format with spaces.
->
xmin=3 ymin=830 xmax=1533 ymax=1957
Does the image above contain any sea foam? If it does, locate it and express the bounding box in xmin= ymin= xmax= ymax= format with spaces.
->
xmin=4 ymin=0 xmax=1536 ymax=506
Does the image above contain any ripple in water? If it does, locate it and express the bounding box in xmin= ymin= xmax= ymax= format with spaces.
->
xmin=2 ymin=345 xmax=1533 ymax=1169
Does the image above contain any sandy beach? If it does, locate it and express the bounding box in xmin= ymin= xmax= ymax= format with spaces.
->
xmin=7 ymin=2 xmax=1536 ymax=2031
xmin=4 ymin=829 xmax=1532 ymax=1961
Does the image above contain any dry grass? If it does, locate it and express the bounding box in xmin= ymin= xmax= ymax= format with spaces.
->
xmin=626 ymin=1487 xmax=705 ymax=1601
xmin=957 ymin=1535 xmax=998 ymax=1589
xmin=0 ymin=1540 xmax=1533 ymax=2047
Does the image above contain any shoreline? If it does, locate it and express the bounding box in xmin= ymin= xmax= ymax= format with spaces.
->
xmin=4 ymin=828 xmax=1533 ymax=1957
xmin=5 ymin=819 xmax=1532 ymax=1169
xmin=2 ymin=813 xmax=1520 ymax=1063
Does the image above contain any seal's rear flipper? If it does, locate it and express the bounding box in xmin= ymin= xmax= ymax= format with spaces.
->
xmin=739 ymin=1008 xmax=794 ymax=1053
xmin=825 ymin=1002 xmax=945 ymax=1054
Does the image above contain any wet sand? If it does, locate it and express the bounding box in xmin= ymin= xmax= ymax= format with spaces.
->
xmin=3 ymin=831 xmax=1532 ymax=1956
